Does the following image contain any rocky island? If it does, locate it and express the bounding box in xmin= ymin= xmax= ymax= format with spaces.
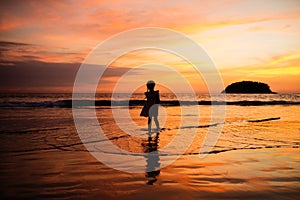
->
xmin=222 ymin=81 xmax=276 ymax=94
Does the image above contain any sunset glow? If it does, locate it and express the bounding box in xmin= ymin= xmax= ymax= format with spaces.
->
xmin=1 ymin=0 xmax=300 ymax=92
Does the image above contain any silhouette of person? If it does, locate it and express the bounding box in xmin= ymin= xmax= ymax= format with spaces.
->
xmin=140 ymin=80 xmax=160 ymax=134
xmin=143 ymin=133 xmax=160 ymax=185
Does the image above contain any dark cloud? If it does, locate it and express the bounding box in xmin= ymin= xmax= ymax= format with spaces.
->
xmin=0 ymin=60 xmax=135 ymax=92
xmin=0 ymin=41 xmax=31 ymax=47
xmin=0 ymin=41 xmax=30 ymax=55
xmin=0 ymin=61 xmax=79 ymax=92
xmin=0 ymin=40 xmax=36 ymax=62
xmin=0 ymin=40 xmax=85 ymax=63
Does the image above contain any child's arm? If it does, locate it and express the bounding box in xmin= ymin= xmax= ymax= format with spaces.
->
xmin=156 ymin=91 xmax=160 ymax=104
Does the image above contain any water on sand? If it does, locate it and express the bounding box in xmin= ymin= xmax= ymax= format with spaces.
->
xmin=0 ymin=93 xmax=300 ymax=199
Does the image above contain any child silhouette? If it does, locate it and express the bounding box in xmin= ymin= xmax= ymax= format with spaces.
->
xmin=140 ymin=80 xmax=160 ymax=134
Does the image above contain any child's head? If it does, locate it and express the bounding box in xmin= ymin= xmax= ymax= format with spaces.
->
xmin=146 ymin=80 xmax=155 ymax=91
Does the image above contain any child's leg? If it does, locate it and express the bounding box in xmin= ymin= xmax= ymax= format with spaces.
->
xmin=148 ymin=117 xmax=152 ymax=133
xmin=153 ymin=115 xmax=160 ymax=130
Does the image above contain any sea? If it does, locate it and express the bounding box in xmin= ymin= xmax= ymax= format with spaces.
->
xmin=0 ymin=93 xmax=299 ymax=199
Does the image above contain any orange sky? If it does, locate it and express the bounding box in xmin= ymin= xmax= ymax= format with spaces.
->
xmin=0 ymin=0 xmax=299 ymax=93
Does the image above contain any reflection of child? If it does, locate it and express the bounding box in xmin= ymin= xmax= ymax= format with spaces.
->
xmin=140 ymin=80 xmax=160 ymax=133
xmin=144 ymin=134 xmax=160 ymax=185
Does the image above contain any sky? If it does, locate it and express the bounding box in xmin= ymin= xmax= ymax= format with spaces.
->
xmin=0 ymin=0 xmax=300 ymax=93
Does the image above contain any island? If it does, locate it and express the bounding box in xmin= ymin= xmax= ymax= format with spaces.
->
xmin=221 ymin=81 xmax=276 ymax=94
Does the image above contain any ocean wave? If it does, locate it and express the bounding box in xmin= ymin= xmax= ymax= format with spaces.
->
xmin=0 ymin=100 xmax=300 ymax=108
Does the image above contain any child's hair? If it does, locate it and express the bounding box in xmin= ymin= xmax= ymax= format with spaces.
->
xmin=146 ymin=80 xmax=155 ymax=91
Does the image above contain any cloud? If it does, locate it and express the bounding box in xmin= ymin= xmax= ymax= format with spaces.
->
xmin=0 ymin=40 xmax=86 ymax=63
xmin=227 ymin=52 xmax=300 ymax=72
xmin=1 ymin=0 xmax=299 ymax=52
xmin=220 ymin=52 xmax=300 ymax=92
xmin=0 ymin=0 xmax=300 ymax=92
xmin=0 ymin=41 xmax=30 ymax=47
xmin=0 ymin=60 xmax=135 ymax=92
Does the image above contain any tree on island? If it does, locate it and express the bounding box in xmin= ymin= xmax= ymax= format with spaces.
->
xmin=222 ymin=81 xmax=276 ymax=94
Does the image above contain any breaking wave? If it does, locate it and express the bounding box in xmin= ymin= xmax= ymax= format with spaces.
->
xmin=0 ymin=100 xmax=299 ymax=108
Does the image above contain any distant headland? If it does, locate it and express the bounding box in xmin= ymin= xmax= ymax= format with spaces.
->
xmin=222 ymin=81 xmax=276 ymax=94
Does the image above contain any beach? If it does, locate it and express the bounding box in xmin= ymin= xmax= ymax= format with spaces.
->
xmin=1 ymin=0 xmax=300 ymax=199
xmin=0 ymin=93 xmax=300 ymax=199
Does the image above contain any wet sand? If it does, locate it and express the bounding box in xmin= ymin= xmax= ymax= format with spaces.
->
xmin=1 ymin=147 xmax=299 ymax=199
xmin=0 ymin=105 xmax=300 ymax=199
